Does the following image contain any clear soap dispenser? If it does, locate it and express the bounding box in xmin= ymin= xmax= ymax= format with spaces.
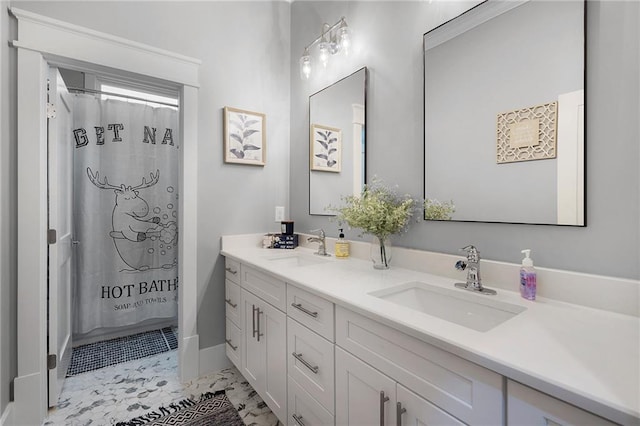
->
xmin=335 ymin=228 xmax=350 ymax=258
xmin=520 ymin=249 xmax=537 ymax=300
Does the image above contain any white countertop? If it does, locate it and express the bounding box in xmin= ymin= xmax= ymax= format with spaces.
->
xmin=221 ymin=244 xmax=640 ymax=425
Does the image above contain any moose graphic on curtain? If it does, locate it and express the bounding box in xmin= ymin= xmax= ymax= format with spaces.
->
xmin=72 ymin=95 xmax=179 ymax=335
xmin=86 ymin=167 xmax=178 ymax=271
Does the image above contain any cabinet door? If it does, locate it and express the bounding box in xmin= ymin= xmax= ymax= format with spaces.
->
xmin=336 ymin=347 xmax=396 ymax=426
xmin=262 ymin=297 xmax=287 ymax=422
xmin=396 ymin=384 xmax=465 ymax=426
xmin=242 ymin=288 xmax=287 ymax=423
xmin=242 ymin=289 xmax=265 ymax=393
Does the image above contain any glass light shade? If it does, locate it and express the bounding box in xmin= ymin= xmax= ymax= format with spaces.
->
xmin=339 ymin=26 xmax=351 ymax=55
xmin=329 ymin=33 xmax=340 ymax=55
xmin=318 ymin=41 xmax=329 ymax=68
xmin=300 ymin=54 xmax=311 ymax=79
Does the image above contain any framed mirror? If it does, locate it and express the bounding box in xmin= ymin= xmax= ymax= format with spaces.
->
xmin=424 ymin=1 xmax=585 ymax=225
xmin=309 ymin=67 xmax=367 ymax=215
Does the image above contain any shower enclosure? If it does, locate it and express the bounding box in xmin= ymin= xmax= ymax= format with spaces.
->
xmin=70 ymin=89 xmax=179 ymax=344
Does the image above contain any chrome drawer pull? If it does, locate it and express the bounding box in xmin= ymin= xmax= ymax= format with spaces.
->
xmin=292 ymin=414 xmax=306 ymax=426
xmin=225 ymin=298 xmax=237 ymax=308
xmin=225 ymin=267 xmax=238 ymax=275
xmin=225 ymin=339 xmax=238 ymax=351
xmin=292 ymin=352 xmax=319 ymax=374
xmin=396 ymin=402 xmax=406 ymax=426
xmin=291 ymin=302 xmax=318 ymax=318
xmin=379 ymin=391 xmax=390 ymax=426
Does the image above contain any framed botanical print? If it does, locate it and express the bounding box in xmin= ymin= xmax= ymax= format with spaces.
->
xmin=224 ymin=106 xmax=266 ymax=166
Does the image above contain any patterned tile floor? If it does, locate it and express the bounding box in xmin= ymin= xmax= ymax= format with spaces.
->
xmin=44 ymin=350 xmax=281 ymax=426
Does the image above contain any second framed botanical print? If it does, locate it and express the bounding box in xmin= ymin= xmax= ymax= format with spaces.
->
xmin=310 ymin=123 xmax=341 ymax=172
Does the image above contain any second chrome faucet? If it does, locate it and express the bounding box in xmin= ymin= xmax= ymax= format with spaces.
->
xmin=454 ymin=245 xmax=496 ymax=295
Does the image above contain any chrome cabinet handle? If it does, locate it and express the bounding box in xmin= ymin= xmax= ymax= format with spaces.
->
xmin=379 ymin=391 xmax=390 ymax=426
xmin=396 ymin=402 xmax=406 ymax=426
xmin=225 ymin=339 xmax=237 ymax=351
xmin=225 ymin=266 xmax=237 ymax=275
xmin=292 ymin=352 xmax=319 ymax=374
xmin=252 ymin=305 xmax=257 ymax=338
xmin=256 ymin=307 xmax=264 ymax=342
xmin=225 ymin=298 xmax=237 ymax=308
xmin=292 ymin=414 xmax=306 ymax=426
xmin=291 ymin=303 xmax=318 ymax=318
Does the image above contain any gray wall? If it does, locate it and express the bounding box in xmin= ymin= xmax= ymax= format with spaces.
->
xmin=290 ymin=1 xmax=639 ymax=280
xmin=1 ymin=1 xmax=290 ymax=411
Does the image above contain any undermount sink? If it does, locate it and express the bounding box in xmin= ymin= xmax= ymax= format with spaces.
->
xmin=265 ymin=253 xmax=330 ymax=267
xmin=369 ymin=281 xmax=526 ymax=332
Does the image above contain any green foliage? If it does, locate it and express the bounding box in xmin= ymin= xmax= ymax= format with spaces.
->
xmin=424 ymin=198 xmax=455 ymax=220
xmin=329 ymin=179 xmax=416 ymax=240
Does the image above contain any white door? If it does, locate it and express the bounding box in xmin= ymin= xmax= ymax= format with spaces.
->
xmin=47 ymin=67 xmax=74 ymax=406
xmin=335 ymin=347 xmax=396 ymax=426
xmin=242 ymin=289 xmax=266 ymax=394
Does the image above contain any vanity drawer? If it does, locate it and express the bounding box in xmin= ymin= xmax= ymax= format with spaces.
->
xmin=287 ymin=285 xmax=334 ymax=341
xmin=288 ymin=376 xmax=334 ymax=426
xmin=507 ymin=380 xmax=616 ymax=426
xmin=225 ymin=317 xmax=241 ymax=370
xmin=288 ymin=317 xmax=335 ymax=414
xmin=225 ymin=258 xmax=240 ymax=284
xmin=225 ymin=279 xmax=241 ymax=327
xmin=336 ymin=306 xmax=503 ymax=425
xmin=241 ymin=265 xmax=286 ymax=311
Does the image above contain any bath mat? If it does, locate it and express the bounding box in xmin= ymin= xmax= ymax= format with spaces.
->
xmin=116 ymin=390 xmax=245 ymax=426
xmin=67 ymin=327 xmax=177 ymax=376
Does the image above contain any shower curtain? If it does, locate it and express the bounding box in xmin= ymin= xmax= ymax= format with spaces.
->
xmin=72 ymin=95 xmax=179 ymax=335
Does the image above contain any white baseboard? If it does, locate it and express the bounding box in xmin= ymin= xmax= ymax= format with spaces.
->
xmin=0 ymin=402 xmax=13 ymax=426
xmin=199 ymin=343 xmax=232 ymax=377
xmin=12 ymin=371 xmax=46 ymax=426
xmin=180 ymin=334 xmax=199 ymax=382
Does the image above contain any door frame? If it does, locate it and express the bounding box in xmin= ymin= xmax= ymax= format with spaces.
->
xmin=11 ymin=8 xmax=201 ymax=425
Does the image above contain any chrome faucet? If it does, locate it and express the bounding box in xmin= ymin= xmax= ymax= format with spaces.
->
xmin=308 ymin=229 xmax=330 ymax=257
xmin=454 ymin=245 xmax=496 ymax=295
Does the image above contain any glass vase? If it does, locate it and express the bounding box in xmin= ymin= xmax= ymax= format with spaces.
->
xmin=370 ymin=236 xmax=392 ymax=269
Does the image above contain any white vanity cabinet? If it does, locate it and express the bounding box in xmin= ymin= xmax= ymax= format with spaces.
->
xmin=224 ymin=258 xmax=242 ymax=370
xmin=507 ymin=380 xmax=616 ymax=426
xmin=336 ymin=306 xmax=503 ymax=425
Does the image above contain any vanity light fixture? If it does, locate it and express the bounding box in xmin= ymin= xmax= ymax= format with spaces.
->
xmin=299 ymin=17 xmax=351 ymax=80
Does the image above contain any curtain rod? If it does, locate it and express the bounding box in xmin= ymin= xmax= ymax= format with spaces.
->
xmin=67 ymin=86 xmax=179 ymax=108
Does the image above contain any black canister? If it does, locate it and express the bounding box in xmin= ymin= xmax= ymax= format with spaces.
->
xmin=281 ymin=220 xmax=294 ymax=235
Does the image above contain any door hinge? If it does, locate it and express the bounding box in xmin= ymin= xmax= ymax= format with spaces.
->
xmin=47 ymin=229 xmax=57 ymax=244
xmin=46 ymin=102 xmax=56 ymax=119
xmin=47 ymin=354 xmax=57 ymax=370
